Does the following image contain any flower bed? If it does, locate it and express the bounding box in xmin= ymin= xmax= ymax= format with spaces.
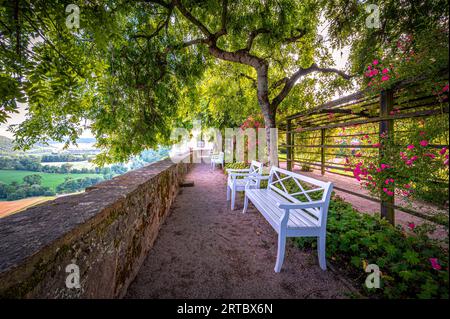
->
xmin=294 ymin=196 xmax=449 ymax=299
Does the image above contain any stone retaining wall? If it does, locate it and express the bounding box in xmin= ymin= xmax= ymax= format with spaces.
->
xmin=0 ymin=157 xmax=191 ymax=298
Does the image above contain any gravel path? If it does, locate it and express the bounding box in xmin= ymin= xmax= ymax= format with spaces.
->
xmin=125 ymin=164 xmax=350 ymax=299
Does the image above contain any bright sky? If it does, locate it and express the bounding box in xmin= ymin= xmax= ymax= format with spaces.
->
xmin=0 ymin=16 xmax=351 ymax=140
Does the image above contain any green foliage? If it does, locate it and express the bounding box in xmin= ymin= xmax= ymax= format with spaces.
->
xmin=223 ymin=162 xmax=249 ymax=174
xmin=1 ymin=0 xmax=354 ymax=165
xmin=324 ymin=0 xmax=449 ymax=82
xmin=23 ymin=174 xmax=42 ymax=186
xmin=55 ymin=176 xmax=104 ymax=194
xmin=294 ymin=196 xmax=449 ymax=298
xmin=0 ymin=170 xmax=103 ymax=193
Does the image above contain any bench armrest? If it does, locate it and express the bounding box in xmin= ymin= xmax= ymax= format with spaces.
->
xmin=248 ymin=175 xmax=270 ymax=180
xmin=277 ymin=200 xmax=325 ymax=210
xmin=244 ymin=175 xmax=270 ymax=189
xmin=229 ymin=172 xmax=253 ymax=179
xmin=226 ymin=168 xmax=250 ymax=173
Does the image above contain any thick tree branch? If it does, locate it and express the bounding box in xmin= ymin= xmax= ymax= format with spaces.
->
xmin=208 ymin=44 xmax=265 ymax=69
xmin=270 ymin=63 xmax=352 ymax=109
xmin=245 ymin=28 xmax=270 ymax=51
xmin=311 ymin=64 xmax=352 ymax=80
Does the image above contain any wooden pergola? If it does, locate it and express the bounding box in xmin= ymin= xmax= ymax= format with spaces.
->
xmin=279 ymin=77 xmax=449 ymax=225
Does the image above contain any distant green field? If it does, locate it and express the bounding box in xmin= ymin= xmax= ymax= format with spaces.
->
xmin=0 ymin=170 xmax=104 ymax=191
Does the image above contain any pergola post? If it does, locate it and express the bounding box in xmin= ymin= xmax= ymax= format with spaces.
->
xmin=380 ymin=89 xmax=395 ymax=225
xmin=286 ymin=120 xmax=293 ymax=171
xmin=321 ymin=129 xmax=325 ymax=175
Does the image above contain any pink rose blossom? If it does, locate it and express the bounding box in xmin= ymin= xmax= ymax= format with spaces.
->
xmin=424 ymin=153 xmax=436 ymax=159
xmin=419 ymin=131 xmax=426 ymax=136
xmin=381 ymin=75 xmax=390 ymax=81
xmin=382 ymin=68 xmax=389 ymax=74
xmin=407 ymin=222 xmax=415 ymax=230
xmin=404 ymin=184 xmax=411 ymax=189
xmin=407 ymin=144 xmax=415 ymax=150
xmin=430 ymin=258 xmax=442 ymax=271
xmin=410 ymin=156 xmax=418 ymax=161
xmin=373 ymin=59 xmax=379 ymax=65
xmin=419 ymin=140 xmax=428 ymax=147
xmin=439 ymin=147 xmax=447 ymax=155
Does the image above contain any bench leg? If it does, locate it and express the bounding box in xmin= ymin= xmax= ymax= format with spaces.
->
xmin=242 ymin=193 xmax=248 ymax=213
xmin=226 ymin=185 xmax=230 ymax=201
xmin=231 ymin=188 xmax=236 ymax=210
xmin=317 ymin=235 xmax=327 ymax=270
xmin=274 ymin=232 xmax=286 ymax=272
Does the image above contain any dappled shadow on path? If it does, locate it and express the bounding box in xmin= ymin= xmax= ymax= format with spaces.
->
xmin=125 ymin=164 xmax=350 ymax=299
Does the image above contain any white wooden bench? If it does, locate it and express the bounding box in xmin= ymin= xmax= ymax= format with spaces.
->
xmin=210 ymin=151 xmax=224 ymax=169
xmin=226 ymin=160 xmax=263 ymax=210
xmin=243 ymin=166 xmax=333 ymax=272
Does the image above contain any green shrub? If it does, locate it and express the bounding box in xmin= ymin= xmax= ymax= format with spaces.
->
xmin=300 ymin=164 xmax=312 ymax=172
xmin=224 ymin=162 xmax=249 ymax=174
xmin=294 ymin=196 xmax=449 ymax=299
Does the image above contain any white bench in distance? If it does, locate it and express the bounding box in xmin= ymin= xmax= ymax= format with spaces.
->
xmin=226 ymin=160 xmax=263 ymax=210
xmin=243 ymin=166 xmax=333 ymax=272
xmin=210 ymin=151 xmax=224 ymax=169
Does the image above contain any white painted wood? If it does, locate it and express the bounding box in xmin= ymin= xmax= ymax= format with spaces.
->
xmin=243 ymin=166 xmax=333 ymax=272
xmin=226 ymin=161 xmax=264 ymax=210
xmin=210 ymin=152 xmax=224 ymax=169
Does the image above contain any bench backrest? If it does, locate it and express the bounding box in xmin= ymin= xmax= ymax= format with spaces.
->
xmin=249 ymin=160 xmax=264 ymax=175
xmin=267 ymin=166 xmax=333 ymax=227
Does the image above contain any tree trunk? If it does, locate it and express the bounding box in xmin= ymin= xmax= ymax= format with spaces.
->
xmin=256 ymin=65 xmax=278 ymax=166
xmin=263 ymin=110 xmax=278 ymax=167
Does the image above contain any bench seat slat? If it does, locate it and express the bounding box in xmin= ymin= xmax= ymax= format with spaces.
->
xmin=245 ymin=189 xmax=319 ymax=229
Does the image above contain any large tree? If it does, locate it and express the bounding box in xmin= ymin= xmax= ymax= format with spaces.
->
xmin=140 ymin=0 xmax=352 ymax=164
xmin=7 ymin=1 xmax=445 ymax=165
xmin=1 ymin=0 xmax=353 ymax=164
